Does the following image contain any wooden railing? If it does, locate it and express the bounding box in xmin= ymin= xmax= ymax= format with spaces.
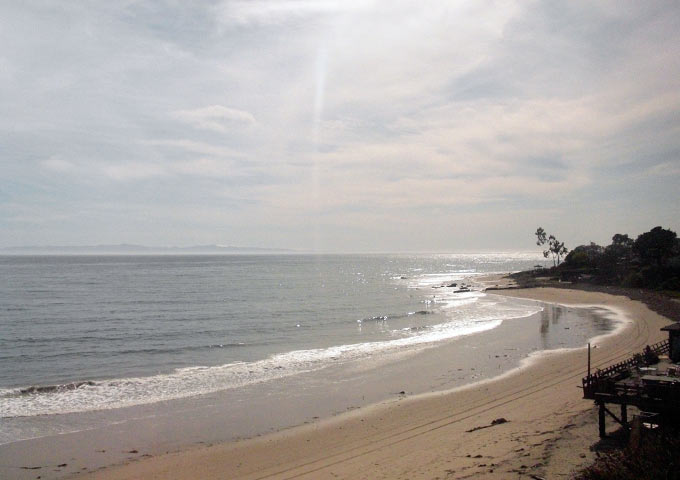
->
xmin=582 ymin=339 xmax=670 ymax=399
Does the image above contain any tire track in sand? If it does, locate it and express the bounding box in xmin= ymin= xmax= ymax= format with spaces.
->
xmin=242 ymin=300 xmax=658 ymax=479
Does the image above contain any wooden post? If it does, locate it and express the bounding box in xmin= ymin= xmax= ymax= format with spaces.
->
xmin=621 ymin=404 xmax=628 ymax=426
xmin=598 ymin=401 xmax=606 ymax=438
xmin=587 ymin=342 xmax=591 ymax=381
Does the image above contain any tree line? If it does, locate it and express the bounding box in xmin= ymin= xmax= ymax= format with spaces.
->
xmin=534 ymin=226 xmax=680 ymax=291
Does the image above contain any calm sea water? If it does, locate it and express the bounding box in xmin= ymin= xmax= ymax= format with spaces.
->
xmin=0 ymin=253 xmax=547 ymax=419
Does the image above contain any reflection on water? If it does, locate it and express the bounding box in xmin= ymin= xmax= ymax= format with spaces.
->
xmin=540 ymin=304 xmax=564 ymax=337
xmin=537 ymin=303 xmax=615 ymax=350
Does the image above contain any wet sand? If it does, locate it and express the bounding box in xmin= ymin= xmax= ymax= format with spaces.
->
xmin=1 ymin=286 xmax=670 ymax=479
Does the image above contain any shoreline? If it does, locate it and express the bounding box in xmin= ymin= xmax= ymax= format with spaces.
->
xmin=62 ymin=286 xmax=671 ymax=480
xmin=0 ymin=293 xmax=612 ymax=478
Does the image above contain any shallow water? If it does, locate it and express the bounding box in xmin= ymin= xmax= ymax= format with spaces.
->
xmin=1 ymin=253 xmax=545 ymax=419
xmin=0 ymin=254 xmax=623 ymax=479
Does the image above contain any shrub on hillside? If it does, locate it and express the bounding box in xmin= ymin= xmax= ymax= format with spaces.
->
xmin=574 ymin=431 xmax=680 ymax=480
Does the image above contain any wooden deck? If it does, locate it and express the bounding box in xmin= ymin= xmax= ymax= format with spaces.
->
xmin=582 ymin=339 xmax=669 ymax=399
xmin=581 ymin=339 xmax=680 ymax=437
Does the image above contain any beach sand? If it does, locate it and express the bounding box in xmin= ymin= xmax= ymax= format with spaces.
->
xmin=70 ymin=287 xmax=671 ymax=480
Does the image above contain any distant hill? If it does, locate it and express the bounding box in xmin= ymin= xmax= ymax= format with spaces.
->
xmin=0 ymin=244 xmax=294 ymax=255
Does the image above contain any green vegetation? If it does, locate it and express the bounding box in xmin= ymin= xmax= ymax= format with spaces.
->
xmin=538 ymin=226 xmax=680 ymax=291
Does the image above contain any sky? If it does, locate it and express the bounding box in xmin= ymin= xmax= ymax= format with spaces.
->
xmin=1 ymin=0 xmax=679 ymax=252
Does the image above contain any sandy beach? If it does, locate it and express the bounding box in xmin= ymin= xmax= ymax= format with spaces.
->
xmin=6 ymin=1 xmax=678 ymax=477
xmin=67 ymin=287 xmax=671 ymax=480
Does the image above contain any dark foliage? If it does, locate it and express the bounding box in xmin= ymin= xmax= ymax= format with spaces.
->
xmin=574 ymin=430 xmax=680 ymax=480
xmin=558 ymin=226 xmax=680 ymax=291
xmin=633 ymin=226 xmax=678 ymax=267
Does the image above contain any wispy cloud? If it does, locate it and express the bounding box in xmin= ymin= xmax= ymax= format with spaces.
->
xmin=213 ymin=0 xmax=371 ymax=25
xmin=172 ymin=105 xmax=256 ymax=133
xmin=1 ymin=0 xmax=679 ymax=250
xmin=100 ymin=162 xmax=168 ymax=181
xmin=143 ymin=139 xmax=246 ymax=158
xmin=41 ymin=156 xmax=76 ymax=172
xmin=645 ymin=161 xmax=680 ymax=177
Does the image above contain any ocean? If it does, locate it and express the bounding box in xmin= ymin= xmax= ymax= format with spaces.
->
xmin=0 ymin=253 xmax=618 ymax=450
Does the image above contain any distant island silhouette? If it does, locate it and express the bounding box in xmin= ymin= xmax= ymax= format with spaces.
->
xmin=0 ymin=244 xmax=294 ymax=254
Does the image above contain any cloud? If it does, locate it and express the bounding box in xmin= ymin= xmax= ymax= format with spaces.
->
xmin=213 ymin=0 xmax=370 ymax=25
xmin=98 ymin=158 xmax=248 ymax=181
xmin=172 ymin=105 xmax=256 ymax=133
xmin=1 ymin=1 xmax=679 ymax=250
xmin=645 ymin=162 xmax=680 ymax=177
xmin=100 ymin=162 xmax=167 ymax=181
xmin=143 ymin=139 xmax=245 ymax=158
xmin=41 ymin=156 xmax=75 ymax=172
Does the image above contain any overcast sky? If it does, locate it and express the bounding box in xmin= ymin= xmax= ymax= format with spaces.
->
xmin=1 ymin=1 xmax=679 ymax=252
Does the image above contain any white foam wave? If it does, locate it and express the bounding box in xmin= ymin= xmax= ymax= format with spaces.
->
xmin=0 ymin=297 xmax=541 ymax=418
